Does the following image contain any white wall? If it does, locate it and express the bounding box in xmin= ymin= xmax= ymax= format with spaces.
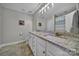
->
xmin=46 ymin=16 xmax=54 ymax=32
xmin=0 ymin=8 xmax=1 ymax=44
xmin=0 ymin=5 xmax=3 ymax=44
xmin=1 ymin=7 xmax=32 ymax=44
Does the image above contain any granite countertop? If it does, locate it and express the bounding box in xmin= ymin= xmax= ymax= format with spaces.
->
xmin=29 ymin=31 xmax=79 ymax=55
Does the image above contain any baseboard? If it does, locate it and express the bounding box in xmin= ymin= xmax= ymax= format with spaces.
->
xmin=0 ymin=40 xmax=26 ymax=48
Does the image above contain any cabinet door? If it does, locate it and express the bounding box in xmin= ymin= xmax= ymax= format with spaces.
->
xmin=36 ymin=42 xmax=46 ymax=56
xmin=0 ymin=16 xmax=2 ymax=44
xmin=47 ymin=41 xmax=70 ymax=56
xmin=36 ymin=37 xmax=46 ymax=48
xmin=36 ymin=37 xmax=46 ymax=56
xmin=46 ymin=51 xmax=54 ymax=56
xmin=32 ymin=36 xmax=37 ymax=56
xmin=29 ymin=34 xmax=33 ymax=50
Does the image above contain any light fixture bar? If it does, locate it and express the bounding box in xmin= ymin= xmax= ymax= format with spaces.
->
xmin=39 ymin=3 xmax=50 ymax=13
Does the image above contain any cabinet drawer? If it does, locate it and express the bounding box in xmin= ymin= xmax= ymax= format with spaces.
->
xmin=36 ymin=43 xmax=45 ymax=56
xmin=47 ymin=42 xmax=69 ymax=56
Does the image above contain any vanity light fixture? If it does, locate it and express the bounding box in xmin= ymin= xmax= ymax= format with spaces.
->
xmin=44 ymin=8 xmax=46 ymax=13
xmin=41 ymin=10 xmax=43 ymax=14
xmin=39 ymin=3 xmax=54 ymax=15
xmin=51 ymin=3 xmax=54 ymax=6
xmin=47 ymin=6 xmax=50 ymax=10
xmin=39 ymin=3 xmax=50 ymax=14
xmin=41 ymin=3 xmax=50 ymax=11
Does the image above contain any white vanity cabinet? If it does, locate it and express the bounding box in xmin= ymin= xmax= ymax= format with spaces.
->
xmin=32 ymin=36 xmax=37 ymax=56
xmin=36 ymin=43 xmax=46 ymax=56
xmin=46 ymin=51 xmax=54 ymax=56
xmin=29 ymin=34 xmax=37 ymax=56
xmin=36 ymin=37 xmax=46 ymax=56
xmin=29 ymin=33 xmax=71 ymax=56
xmin=29 ymin=34 xmax=33 ymax=50
xmin=46 ymin=41 xmax=70 ymax=56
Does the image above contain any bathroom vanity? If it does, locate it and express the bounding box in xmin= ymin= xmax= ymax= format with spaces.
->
xmin=28 ymin=7 xmax=79 ymax=56
xmin=28 ymin=31 xmax=79 ymax=56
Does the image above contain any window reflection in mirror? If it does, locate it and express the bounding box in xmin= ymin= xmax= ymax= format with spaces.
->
xmin=54 ymin=10 xmax=79 ymax=38
xmin=55 ymin=15 xmax=65 ymax=36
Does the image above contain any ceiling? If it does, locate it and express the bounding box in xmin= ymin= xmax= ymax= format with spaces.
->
xmin=53 ymin=3 xmax=76 ymax=16
xmin=1 ymin=3 xmax=42 ymax=15
xmin=37 ymin=3 xmax=77 ymax=19
xmin=0 ymin=3 xmax=77 ymax=17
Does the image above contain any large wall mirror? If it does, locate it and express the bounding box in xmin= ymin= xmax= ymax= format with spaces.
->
xmin=55 ymin=10 xmax=79 ymax=38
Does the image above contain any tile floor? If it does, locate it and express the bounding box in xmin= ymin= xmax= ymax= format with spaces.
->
xmin=0 ymin=41 xmax=33 ymax=56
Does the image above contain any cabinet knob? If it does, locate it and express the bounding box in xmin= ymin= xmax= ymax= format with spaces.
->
xmin=43 ymin=51 xmax=45 ymax=54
